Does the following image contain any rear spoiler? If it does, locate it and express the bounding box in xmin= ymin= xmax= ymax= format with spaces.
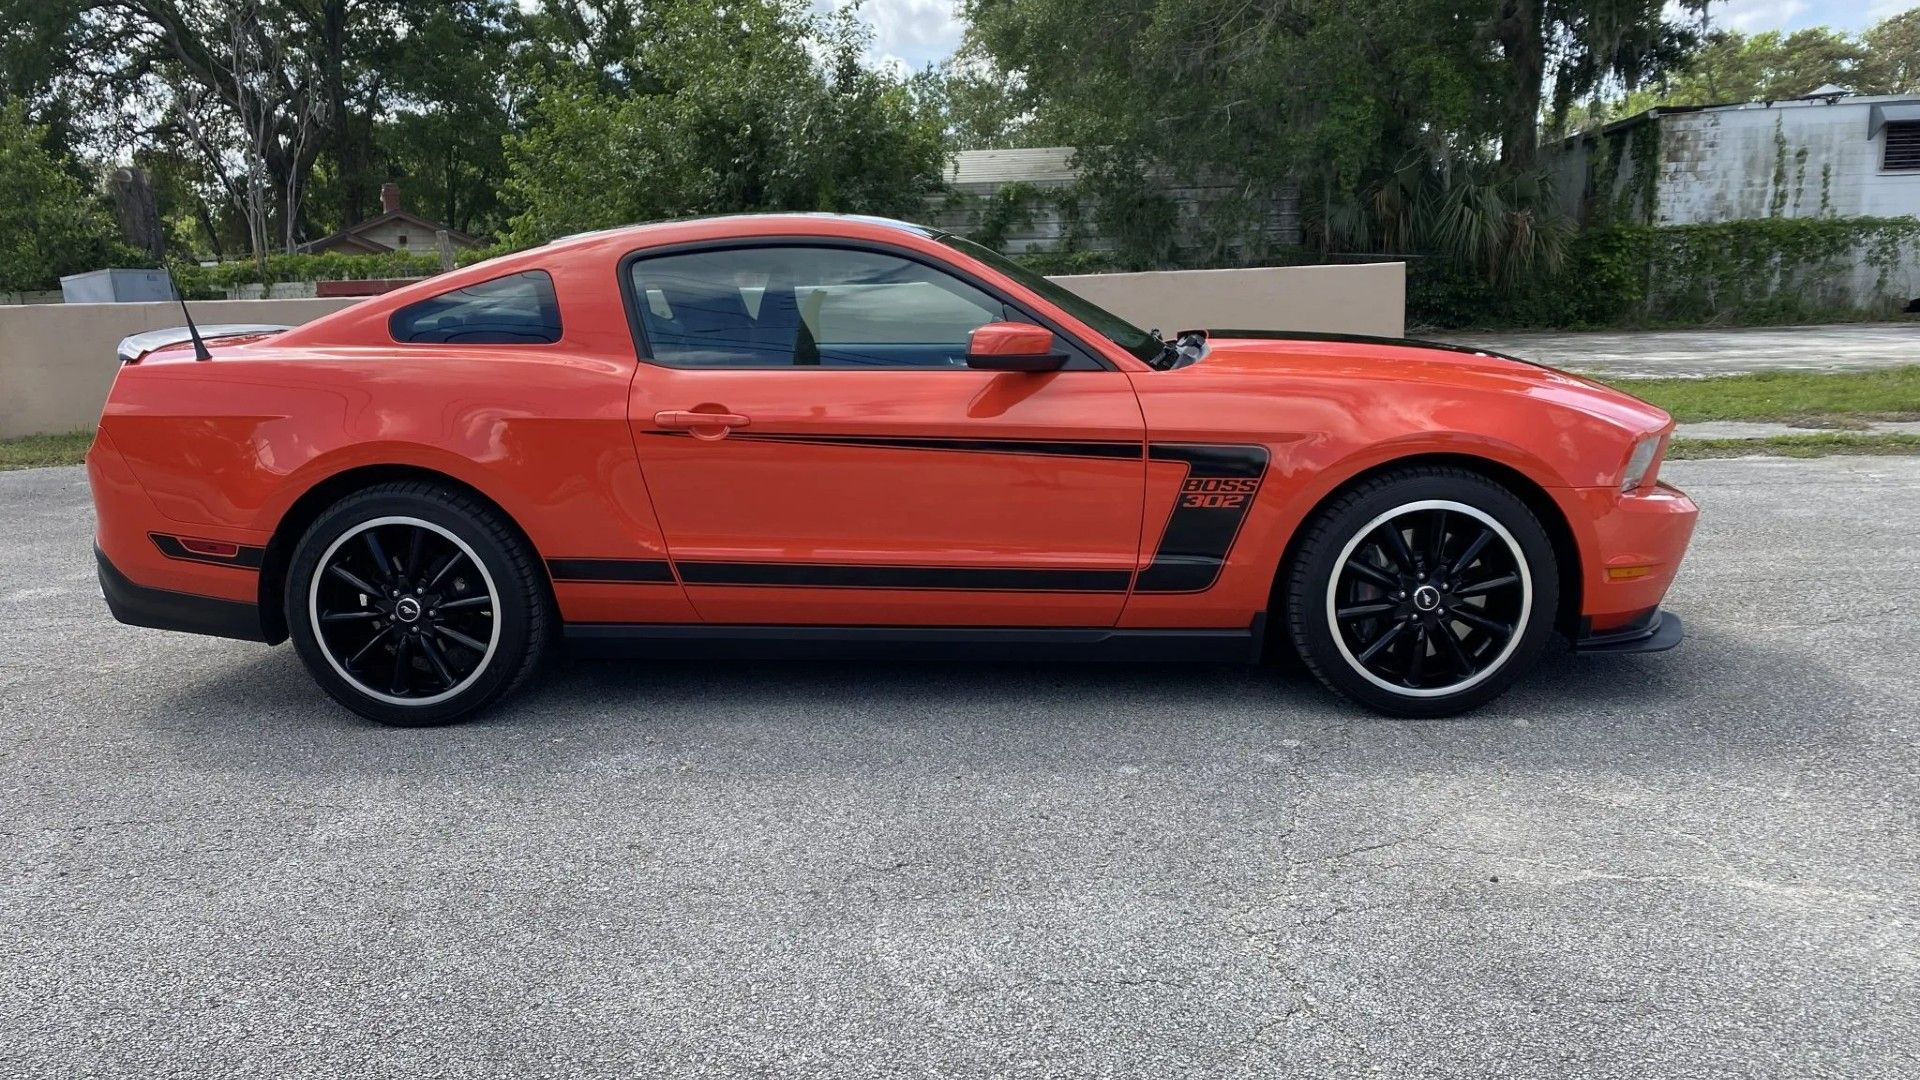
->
xmin=116 ymin=324 xmax=293 ymax=364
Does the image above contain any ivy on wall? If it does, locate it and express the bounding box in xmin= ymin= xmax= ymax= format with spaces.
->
xmin=1586 ymin=120 xmax=1660 ymax=226
xmin=964 ymin=181 xmax=1043 ymax=253
xmin=1411 ymin=216 xmax=1920 ymax=329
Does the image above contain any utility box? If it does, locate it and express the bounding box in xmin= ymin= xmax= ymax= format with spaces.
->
xmin=59 ymin=268 xmax=175 ymax=304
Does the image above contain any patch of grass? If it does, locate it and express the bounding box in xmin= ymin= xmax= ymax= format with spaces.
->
xmin=1668 ymin=433 xmax=1920 ymax=459
xmin=0 ymin=431 xmax=92 ymax=471
xmin=1601 ymin=365 xmax=1920 ymax=424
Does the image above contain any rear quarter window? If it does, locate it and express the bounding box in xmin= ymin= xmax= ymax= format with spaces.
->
xmin=389 ymin=270 xmax=562 ymax=344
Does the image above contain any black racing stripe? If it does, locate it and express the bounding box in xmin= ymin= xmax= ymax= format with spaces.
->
xmin=644 ymin=430 xmax=1142 ymax=460
xmin=1203 ymin=329 xmax=1547 ymax=371
xmin=149 ymin=533 xmax=265 ymax=570
xmin=1148 ymin=442 xmax=1269 ymax=478
xmin=547 ymin=557 xmax=676 ymax=584
xmin=1134 ymin=443 xmax=1271 ymax=593
xmin=571 ymin=438 xmax=1268 ymax=595
xmin=676 ymin=561 xmax=1132 ymax=592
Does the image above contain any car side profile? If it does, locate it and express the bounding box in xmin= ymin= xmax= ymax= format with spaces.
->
xmin=87 ymin=214 xmax=1697 ymax=725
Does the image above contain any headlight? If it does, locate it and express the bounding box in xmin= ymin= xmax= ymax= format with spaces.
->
xmin=1620 ymin=434 xmax=1663 ymax=492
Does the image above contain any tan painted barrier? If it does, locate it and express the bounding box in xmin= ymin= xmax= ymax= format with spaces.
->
xmin=0 ymin=263 xmax=1405 ymax=439
xmin=1053 ymin=262 xmax=1405 ymax=339
xmin=0 ymin=298 xmax=359 ymax=440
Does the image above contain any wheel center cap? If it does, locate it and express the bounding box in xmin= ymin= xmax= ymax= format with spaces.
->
xmin=1412 ymin=585 xmax=1442 ymax=612
xmin=394 ymin=596 xmax=423 ymax=623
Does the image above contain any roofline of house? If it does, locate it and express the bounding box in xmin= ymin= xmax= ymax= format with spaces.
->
xmin=298 ymin=209 xmax=480 ymax=255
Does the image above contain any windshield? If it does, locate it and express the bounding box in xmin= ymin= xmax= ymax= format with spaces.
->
xmin=935 ymin=234 xmax=1162 ymax=364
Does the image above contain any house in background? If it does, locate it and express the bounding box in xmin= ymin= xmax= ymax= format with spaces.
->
xmin=300 ymin=182 xmax=480 ymax=257
xmin=1544 ymin=90 xmax=1920 ymax=305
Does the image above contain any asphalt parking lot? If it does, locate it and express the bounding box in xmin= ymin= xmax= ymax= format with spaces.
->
xmin=1439 ymin=321 xmax=1919 ymax=378
xmin=2 ymin=458 xmax=1915 ymax=1078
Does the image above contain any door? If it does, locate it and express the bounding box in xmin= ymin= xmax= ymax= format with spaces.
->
xmin=623 ymin=242 xmax=1146 ymax=627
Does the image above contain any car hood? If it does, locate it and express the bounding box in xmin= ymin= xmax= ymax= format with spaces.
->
xmin=1193 ymin=330 xmax=1672 ymax=435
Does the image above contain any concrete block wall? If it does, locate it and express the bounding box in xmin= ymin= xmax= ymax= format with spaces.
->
xmin=1654 ymin=101 xmax=1920 ymax=224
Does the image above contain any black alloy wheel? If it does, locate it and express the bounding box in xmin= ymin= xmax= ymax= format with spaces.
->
xmin=286 ymin=482 xmax=550 ymax=725
xmin=1287 ymin=466 xmax=1559 ymax=717
xmin=1327 ymin=500 xmax=1530 ymax=696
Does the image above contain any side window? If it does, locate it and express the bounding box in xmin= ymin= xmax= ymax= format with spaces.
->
xmin=390 ymin=270 xmax=562 ymax=345
xmin=627 ymin=246 xmax=1015 ymax=369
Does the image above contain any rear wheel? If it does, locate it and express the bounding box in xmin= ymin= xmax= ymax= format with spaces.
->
xmin=286 ymin=482 xmax=550 ymax=726
xmin=1286 ymin=466 xmax=1558 ymax=717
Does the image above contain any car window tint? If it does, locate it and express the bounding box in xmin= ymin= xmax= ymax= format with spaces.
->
xmin=390 ymin=271 xmax=562 ymax=345
xmin=628 ymin=247 xmax=1009 ymax=368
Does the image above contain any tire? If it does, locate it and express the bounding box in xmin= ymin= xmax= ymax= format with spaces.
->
xmin=1285 ymin=466 xmax=1559 ymax=718
xmin=285 ymin=482 xmax=551 ymax=726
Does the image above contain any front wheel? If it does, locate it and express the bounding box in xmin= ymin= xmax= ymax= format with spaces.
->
xmin=1286 ymin=466 xmax=1559 ymax=717
xmin=285 ymin=482 xmax=551 ymax=726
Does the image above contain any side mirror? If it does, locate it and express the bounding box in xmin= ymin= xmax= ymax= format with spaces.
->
xmin=965 ymin=321 xmax=1068 ymax=372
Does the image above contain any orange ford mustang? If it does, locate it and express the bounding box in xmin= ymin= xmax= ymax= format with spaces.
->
xmin=87 ymin=214 xmax=1696 ymax=725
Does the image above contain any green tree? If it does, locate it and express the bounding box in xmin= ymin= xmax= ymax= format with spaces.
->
xmin=1859 ymin=9 xmax=1920 ymax=94
xmin=0 ymin=103 xmax=135 ymax=291
xmin=1656 ymin=28 xmax=1862 ymax=105
xmin=929 ymin=44 xmax=1062 ymax=151
xmin=1487 ymin=0 xmax=1701 ymax=169
xmin=1577 ymin=9 xmax=1920 ymax=120
xmin=965 ymin=0 xmax=1697 ymax=274
xmin=511 ymin=0 xmax=667 ymax=93
xmin=0 ymin=0 xmax=89 ymax=161
xmin=376 ymin=3 xmax=515 ymax=235
xmin=7 ymin=0 xmax=518 ymax=256
xmin=501 ymin=0 xmax=945 ymax=245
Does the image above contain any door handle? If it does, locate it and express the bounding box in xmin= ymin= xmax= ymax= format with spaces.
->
xmin=655 ymin=410 xmax=751 ymax=428
xmin=654 ymin=409 xmax=750 ymax=441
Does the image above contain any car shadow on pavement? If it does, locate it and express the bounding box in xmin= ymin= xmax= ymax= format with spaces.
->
xmin=137 ymin=619 xmax=1762 ymax=772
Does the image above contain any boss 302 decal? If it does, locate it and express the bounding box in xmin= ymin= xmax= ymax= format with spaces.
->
xmin=1134 ymin=443 xmax=1269 ymax=593
xmin=553 ymin=435 xmax=1270 ymax=593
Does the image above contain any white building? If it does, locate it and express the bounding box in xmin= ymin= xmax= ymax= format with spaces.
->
xmin=1546 ymin=90 xmax=1920 ymax=306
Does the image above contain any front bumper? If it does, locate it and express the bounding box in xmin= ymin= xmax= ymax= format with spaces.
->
xmin=96 ymin=545 xmax=267 ymax=642
xmin=1555 ymin=479 xmax=1699 ymax=634
xmin=1573 ymin=606 xmax=1684 ymax=654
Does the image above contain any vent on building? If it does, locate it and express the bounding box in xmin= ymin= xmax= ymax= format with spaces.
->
xmin=1884 ymin=122 xmax=1920 ymax=171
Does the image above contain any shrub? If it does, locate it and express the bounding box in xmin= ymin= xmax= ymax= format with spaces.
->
xmin=170 ymin=251 xmax=450 ymax=298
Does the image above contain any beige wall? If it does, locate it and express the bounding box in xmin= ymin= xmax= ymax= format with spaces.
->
xmin=0 ymin=298 xmax=358 ymax=439
xmin=0 ymin=263 xmax=1407 ymax=439
xmin=1053 ymin=262 xmax=1405 ymax=339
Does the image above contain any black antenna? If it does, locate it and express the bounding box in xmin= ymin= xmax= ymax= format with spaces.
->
xmin=166 ymin=268 xmax=213 ymax=361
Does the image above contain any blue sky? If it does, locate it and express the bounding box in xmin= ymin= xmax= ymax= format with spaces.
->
xmin=1708 ymin=0 xmax=1911 ymax=34
xmin=837 ymin=0 xmax=1919 ymax=73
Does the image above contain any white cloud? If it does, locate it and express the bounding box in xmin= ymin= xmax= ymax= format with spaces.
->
xmin=830 ymin=0 xmax=966 ymax=71
xmin=1692 ymin=0 xmax=1903 ymax=32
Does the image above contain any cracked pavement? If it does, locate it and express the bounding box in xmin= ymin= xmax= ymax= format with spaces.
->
xmin=2 ymin=458 xmax=1916 ymax=1078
